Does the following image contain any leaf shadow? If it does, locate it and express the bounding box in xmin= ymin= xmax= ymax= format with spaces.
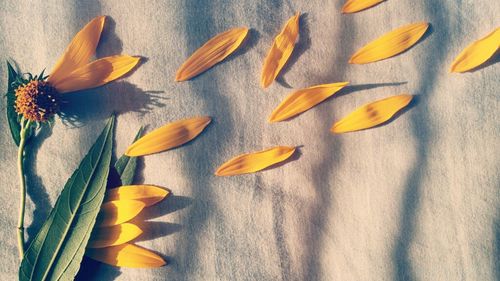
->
xmin=277 ymin=12 xmax=311 ymax=88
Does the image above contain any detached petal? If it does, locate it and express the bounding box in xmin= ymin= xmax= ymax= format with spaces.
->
xmin=88 ymin=223 xmax=143 ymax=248
xmin=52 ymin=55 xmax=140 ymax=93
xmin=342 ymin=0 xmax=384 ymax=13
xmin=175 ymin=27 xmax=249 ymax=81
xmin=215 ymin=146 xmax=296 ymax=176
xmin=105 ymin=185 xmax=170 ymax=207
xmin=450 ymin=27 xmax=500 ymax=73
xmin=261 ymin=13 xmax=300 ymax=88
xmin=331 ymin=94 xmax=413 ymax=133
xmin=86 ymin=243 xmax=166 ymax=268
xmin=49 ymin=16 xmax=106 ymax=84
xmin=269 ymin=82 xmax=349 ymax=122
xmin=125 ymin=116 xmax=211 ymax=156
xmin=96 ymin=200 xmax=146 ymax=227
xmin=349 ymin=22 xmax=429 ymax=64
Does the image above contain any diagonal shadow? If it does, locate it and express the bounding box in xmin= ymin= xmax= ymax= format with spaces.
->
xmin=176 ymin=1 xmax=237 ymax=280
xmin=393 ymin=7 xmax=450 ymax=281
xmin=299 ymin=2 xmax=357 ymax=279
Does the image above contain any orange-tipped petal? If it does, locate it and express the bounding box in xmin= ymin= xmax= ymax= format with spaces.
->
xmin=215 ymin=146 xmax=296 ymax=176
xmin=105 ymin=185 xmax=170 ymax=207
xmin=175 ymin=27 xmax=249 ymax=81
xmin=49 ymin=16 xmax=106 ymax=84
xmin=88 ymin=223 xmax=143 ymax=248
xmin=261 ymin=13 xmax=300 ymax=88
xmin=96 ymin=200 xmax=146 ymax=227
xmin=331 ymin=94 xmax=413 ymax=133
xmin=125 ymin=116 xmax=211 ymax=156
xmin=51 ymin=55 xmax=140 ymax=93
xmin=269 ymin=82 xmax=349 ymax=122
xmin=450 ymin=27 xmax=500 ymax=73
xmin=349 ymin=22 xmax=429 ymax=64
xmin=86 ymin=243 xmax=166 ymax=268
xmin=341 ymin=0 xmax=384 ymax=13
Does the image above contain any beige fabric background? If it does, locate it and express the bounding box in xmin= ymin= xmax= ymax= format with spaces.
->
xmin=0 ymin=0 xmax=499 ymax=280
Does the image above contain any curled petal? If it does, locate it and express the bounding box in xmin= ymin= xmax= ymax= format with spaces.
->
xmin=105 ymin=185 xmax=170 ymax=207
xmin=261 ymin=13 xmax=300 ymax=88
xmin=49 ymin=16 xmax=106 ymax=84
xmin=450 ymin=27 xmax=500 ymax=73
xmin=88 ymin=223 xmax=142 ymax=248
xmin=215 ymin=146 xmax=296 ymax=176
xmin=349 ymin=22 xmax=429 ymax=64
xmin=86 ymin=243 xmax=166 ymax=268
xmin=175 ymin=27 xmax=249 ymax=81
xmin=342 ymin=0 xmax=385 ymax=13
xmin=51 ymin=55 xmax=140 ymax=93
xmin=96 ymin=200 xmax=145 ymax=227
xmin=125 ymin=116 xmax=211 ymax=156
xmin=331 ymin=94 xmax=413 ymax=133
xmin=269 ymin=82 xmax=349 ymax=122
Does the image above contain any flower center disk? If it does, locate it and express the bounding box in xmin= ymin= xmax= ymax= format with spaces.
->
xmin=15 ymin=80 xmax=59 ymax=122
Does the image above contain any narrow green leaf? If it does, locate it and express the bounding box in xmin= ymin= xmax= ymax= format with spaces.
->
xmin=114 ymin=127 xmax=144 ymax=185
xmin=6 ymin=61 xmax=21 ymax=146
xmin=19 ymin=116 xmax=115 ymax=281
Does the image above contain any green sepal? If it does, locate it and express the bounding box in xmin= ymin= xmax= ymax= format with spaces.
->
xmin=6 ymin=61 xmax=21 ymax=146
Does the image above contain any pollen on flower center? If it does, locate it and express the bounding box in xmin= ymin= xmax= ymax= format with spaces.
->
xmin=14 ymin=80 xmax=59 ymax=122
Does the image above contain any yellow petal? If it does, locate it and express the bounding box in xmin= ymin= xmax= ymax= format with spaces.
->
xmin=96 ymin=200 xmax=146 ymax=227
xmin=88 ymin=223 xmax=143 ymax=248
xmin=261 ymin=13 xmax=300 ymax=88
xmin=125 ymin=116 xmax=211 ymax=156
xmin=49 ymin=16 xmax=106 ymax=85
xmin=215 ymin=146 xmax=296 ymax=176
xmin=349 ymin=22 xmax=429 ymax=64
xmin=175 ymin=27 xmax=249 ymax=81
xmin=105 ymin=185 xmax=170 ymax=207
xmin=86 ymin=243 xmax=166 ymax=268
xmin=51 ymin=55 xmax=140 ymax=93
xmin=331 ymin=94 xmax=413 ymax=133
xmin=269 ymin=82 xmax=349 ymax=122
xmin=341 ymin=0 xmax=384 ymax=13
xmin=450 ymin=27 xmax=500 ymax=73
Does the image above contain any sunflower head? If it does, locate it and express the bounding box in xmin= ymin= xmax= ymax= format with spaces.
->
xmin=14 ymin=79 xmax=59 ymax=122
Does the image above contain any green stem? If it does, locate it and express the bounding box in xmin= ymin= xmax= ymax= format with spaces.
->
xmin=17 ymin=117 xmax=31 ymax=260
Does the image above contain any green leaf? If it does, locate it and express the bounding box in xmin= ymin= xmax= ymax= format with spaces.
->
xmin=6 ymin=61 xmax=21 ymax=146
xmin=19 ymin=116 xmax=115 ymax=281
xmin=114 ymin=127 xmax=143 ymax=185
